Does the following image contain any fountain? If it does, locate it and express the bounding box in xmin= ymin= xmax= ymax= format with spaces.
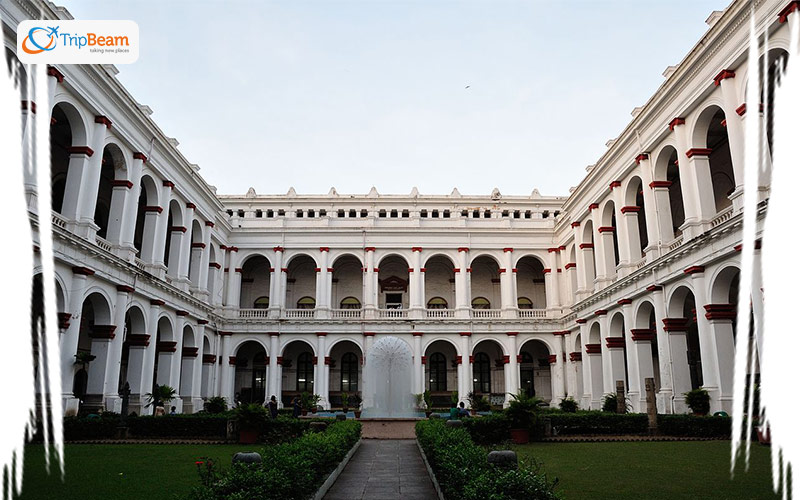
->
xmin=361 ymin=336 xmax=420 ymax=420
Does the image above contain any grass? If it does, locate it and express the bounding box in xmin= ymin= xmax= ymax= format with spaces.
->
xmin=16 ymin=443 xmax=264 ymax=500
xmin=512 ymin=440 xmax=784 ymax=500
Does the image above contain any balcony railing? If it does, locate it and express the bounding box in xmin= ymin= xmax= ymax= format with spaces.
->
xmin=426 ymin=309 xmax=455 ymax=319
xmin=133 ymin=256 xmax=147 ymax=271
xmin=667 ymin=234 xmax=684 ymax=251
xmin=710 ymin=206 xmax=734 ymax=228
xmin=283 ymin=309 xmax=314 ymax=319
xmin=518 ymin=309 xmax=546 ymax=319
xmin=470 ymin=309 xmax=502 ymax=319
xmin=94 ymin=235 xmax=114 ymax=252
xmin=330 ymin=308 xmax=362 ymax=319
xmin=51 ymin=212 xmax=68 ymax=229
xmin=239 ymin=308 xmax=270 ymax=318
xmin=378 ymin=308 xmax=408 ymax=319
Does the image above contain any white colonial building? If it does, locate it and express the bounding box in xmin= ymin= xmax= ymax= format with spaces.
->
xmin=4 ymin=0 xmax=791 ymax=416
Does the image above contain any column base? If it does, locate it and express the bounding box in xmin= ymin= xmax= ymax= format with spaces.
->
xmin=656 ymin=389 xmax=673 ymax=414
xmin=63 ymin=395 xmax=80 ymax=417
xmin=69 ymin=219 xmax=100 ymax=241
xmin=146 ymin=263 xmax=167 ymax=280
xmin=104 ymin=395 xmax=122 ymax=414
xmin=501 ymin=308 xmax=518 ymax=319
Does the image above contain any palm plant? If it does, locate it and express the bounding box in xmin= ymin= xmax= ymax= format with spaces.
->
xmin=144 ymin=384 xmax=177 ymax=408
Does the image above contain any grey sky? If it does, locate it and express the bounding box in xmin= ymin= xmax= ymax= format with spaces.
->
xmin=62 ymin=0 xmax=730 ymax=197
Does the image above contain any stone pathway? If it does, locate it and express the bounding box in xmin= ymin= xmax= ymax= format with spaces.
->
xmin=323 ymin=439 xmax=437 ymax=500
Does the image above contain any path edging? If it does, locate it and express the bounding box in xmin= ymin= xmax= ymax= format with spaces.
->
xmin=313 ymin=438 xmax=362 ymax=500
xmin=415 ymin=439 xmax=446 ymax=500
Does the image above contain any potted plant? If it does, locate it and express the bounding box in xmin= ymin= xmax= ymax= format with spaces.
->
xmin=351 ymin=393 xmax=362 ymax=419
xmin=144 ymin=384 xmax=177 ymax=414
xmin=506 ymin=389 xmax=539 ymax=444
xmin=602 ymin=393 xmax=631 ymax=413
xmin=310 ymin=394 xmax=321 ymax=413
xmin=341 ymin=392 xmax=349 ymax=413
xmin=234 ymin=403 xmax=266 ymax=444
xmin=684 ymin=388 xmax=710 ymax=416
xmin=414 ymin=393 xmax=424 ymax=411
xmin=423 ymin=390 xmax=433 ymax=418
xmin=475 ymin=395 xmax=491 ymax=413
xmin=300 ymin=392 xmax=310 ymax=416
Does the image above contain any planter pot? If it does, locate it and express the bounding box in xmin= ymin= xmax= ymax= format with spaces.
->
xmin=470 ymin=409 xmax=477 ymax=416
xmin=311 ymin=407 xmax=318 ymax=414
xmin=354 ymin=411 xmax=362 ymax=419
xmin=239 ymin=429 xmax=259 ymax=444
xmin=301 ymin=409 xmax=308 ymax=416
xmin=510 ymin=428 xmax=530 ymax=444
xmin=425 ymin=411 xmax=432 ymax=418
xmin=342 ymin=407 xmax=349 ymax=414
xmin=757 ymin=424 xmax=771 ymax=445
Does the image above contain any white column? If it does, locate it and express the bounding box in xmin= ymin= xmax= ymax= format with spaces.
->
xmin=620 ymin=300 xmax=642 ymax=411
xmin=139 ymin=299 xmax=163 ymax=414
xmin=455 ymin=248 xmax=469 ymax=318
xmin=104 ymin=181 xmax=132 ymax=246
xmin=673 ymin=122 xmax=715 ymax=238
xmin=201 ymin=353 xmax=215 ymax=399
xmin=363 ymin=248 xmax=376 ymax=318
xmin=59 ymin=270 xmax=90 ymax=412
xmin=409 ymin=248 xmax=422 ymax=316
xmin=119 ymin=153 xmax=146 ymax=255
xmin=316 ymin=333 xmax=329 ymax=409
xmin=546 ymin=248 xmax=561 ymax=311
xmin=170 ymin=316 xmax=186 ymax=397
xmin=152 ymin=183 xmax=173 ymax=272
xmin=500 ymin=248 xmax=515 ymax=317
xmin=101 ymin=286 xmax=132 ymax=413
xmin=610 ymin=183 xmax=633 ymax=270
xmin=269 ymin=333 xmax=282 ymax=407
xmin=703 ymin=304 xmax=736 ymax=414
xmin=505 ymin=332 xmax=519 ymax=406
xmin=224 ymin=247 xmax=239 ymax=307
xmin=564 ymin=332 xmax=576 ymax=399
xmin=85 ymin=324 xmax=116 ymax=406
xmin=651 ymin=286 xmax=675 ymax=414
xmin=690 ymin=270 xmax=722 ymax=411
xmin=190 ymin=324 xmax=205 ymax=411
xmin=663 ymin=318 xmax=692 ymax=414
xmin=270 ymin=246 xmax=285 ymax=314
xmin=73 ymin=119 xmax=109 ymax=238
xmin=413 ymin=333 xmax=423 ymax=395
xmin=459 ymin=332 xmax=471 ymax=405
xmin=585 ymin=343 xmax=604 ymax=410
xmin=631 ymin=327 xmax=656 ymax=414
xmin=219 ymin=332 xmax=234 ymax=406
xmin=197 ymin=224 xmax=212 ymax=294
xmin=551 ymin=333 xmax=566 ymax=405
xmin=177 ymin=203 xmax=195 ymax=286
xmin=316 ymin=247 xmax=331 ymax=318
xmin=717 ymin=75 xmax=745 ymax=207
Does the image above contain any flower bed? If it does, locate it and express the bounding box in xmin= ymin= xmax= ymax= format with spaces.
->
xmin=184 ymin=420 xmax=361 ymax=500
xmin=416 ymin=419 xmax=560 ymax=500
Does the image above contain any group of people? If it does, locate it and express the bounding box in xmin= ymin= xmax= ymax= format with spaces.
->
xmin=449 ymin=401 xmax=471 ymax=419
xmin=233 ymin=393 xmax=305 ymax=419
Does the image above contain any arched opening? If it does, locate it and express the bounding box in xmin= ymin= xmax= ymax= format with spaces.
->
xmin=518 ymin=339 xmax=552 ymax=402
xmin=94 ymin=144 xmax=127 ymax=239
xmin=624 ymin=176 xmax=648 ymax=256
xmin=586 ymin=323 xmax=604 ymax=407
xmin=472 ymin=339 xmax=506 ymax=405
xmin=607 ymin=312 xmax=629 ymax=390
xmin=581 ymin=220 xmax=597 ymax=286
xmin=694 ymin=106 xmax=735 ymax=212
xmin=50 ymin=103 xmax=86 ymax=215
xmin=470 ymin=256 xmax=500 ymax=311
xmin=163 ymin=200 xmax=184 ymax=276
xmin=234 ymin=340 xmax=268 ymax=405
xmin=133 ymin=175 xmax=160 ymax=257
xmin=710 ymin=266 xmax=745 ymax=409
xmin=634 ymin=301 xmax=661 ymax=393
xmin=328 ymin=340 xmax=363 ymax=409
xmin=424 ymin=340 xmax=458 ymax=406
xmin=760 ymin=48 xmax=790 ymax=157
xmin=572 ymin=333 xmax=584 ymax=402
xmin=179 ymin=325 xmax=198 ymax=406
xmin=153 ymin=316 xmax=175 ymax=393
xmin=377 ymin=255 xmax=409 ymax=309
xmin=654 ymin=146 xmax=685 ymax=237
xmin=668 ymin=286 xmax=703 ymax=391
xmin=600 ymin=200 xmax=620 ymax=269
xmin=201 ymin=337 xmax=214 ymax=399
xmin=239 ymin=255 xmax=272 ymax=309
xmin=281 ymin=340 xmax=315 ymax=406
xmin=206 ymin=245 xmax=218 ymax=296
xmin=423 ymin=255 xmax=455 ymax=311
xmin=286 ymin=255 xmax=317 ymax=311
xmin=332 ymin=255 xmax=362 ymax=312
xmin=516 ymin=256 xmax=546 ymax=309
xmin=76 ymin=292 xmax=113 ymax=412
xmin=187 ymin=220 xmax=204 ymax=287
xmin=120 ymin=306 xmax=147 ymax=397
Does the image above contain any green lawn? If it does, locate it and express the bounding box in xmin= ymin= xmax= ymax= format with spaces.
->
xmin=512 ymin=440 xmax=783 ymax=500
xmin=17 ymin=443 xmax=262 ymax=500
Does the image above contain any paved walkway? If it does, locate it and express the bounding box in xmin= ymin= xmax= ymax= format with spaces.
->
xmin=323 ymin=439 xmax=438 ymax=500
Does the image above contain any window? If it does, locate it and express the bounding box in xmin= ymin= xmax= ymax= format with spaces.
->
xmin=253 ymin=296 xmax=270 ymax=309
xmin=350 ymin=209 xmax=357 ymax=218
xmin=473 ymin=352 xmax=491 ymax=393
xmin=420 ymin=209 xmax=428 ymax=218
xmin=267 ymin=209 xmax=274 ymax=218
xmin=338 ymin=209 xmax=345 ymax=218
xmin=520 ymin=352 xmax=534 ymax=364
xmin=484 ymin=210 xmax=491 ymax=218
xmin=237 ymin=210 xmax=245 ymax=218
xmin=542 ymin=210 xmax=549 ymax=219
xmin=360 ymin=209 xmax=368 ymax=218
xmin=226 ymin=209 xmax=233 ymax=217
xmin=297 ymin=352 xmax=314 ymax=392
xmin=502 ymin=210 xmax=509 ymax=217
xmin=341 ymin=352 xmax=359 ymax=392
xmin=390 ymin=209 xmax=398 ymax=218
xmin=308 ymin=209 xmax=315 ymax=218
xmin=255 ymin=209 xmax=263 ymax=218
xmin=472 ymin=297 xmax=491 ymax=309
xmin=340 ymin=297 xmax=361 ymax=309
xmin=429 ymin=353 xmax=447 ymax=391
xmin=517 ymin=297 xmax=533 ymax=310
xmin=296 ymin=209 xmax=303 ymax=218
xmin=402 ymin=209 xmax=409 ymax=218
xmin=513 ymin=210 xmax=520 ymax=219
xmin=443 ymin=210 xmax=450 ymax=218
xmin=427 ymin=297 xmax=448 ymax=309
xmin=278 ymin=209 xmax=285 ymax=216
xmin=320 ymin=209 xmax=327 ymax=216
xmin=432 ymin=210 xmax=439 ymax=218
xmin=461 ymin=209 xmax=468 ymax=217
xmin=524 ymin=210 xmax=531 ymax=219
xmin=297 ymin=296 xmax=316 ymax=309
xmin=472 ymin=210 xmax=480 ymax=218
xmin=379 ymin=209 xmax=386 ymax=218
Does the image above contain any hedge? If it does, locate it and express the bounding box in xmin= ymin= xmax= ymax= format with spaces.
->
xmin=547 ymin=412 xmax=649 ymax=436
xmin=463 ymin=413 xmax=511 ymax=445
xmin=126 ymin=414 xmax=229 ymax=439
xmin=657 ymin=414 xmax=731 ymax=438
xmin=62 ymin=414 xmax=121 ymax=440
xmin=185 ymin=420 xmax=361 ymax=500
xmin=416 ymin=419 xmax=560 ymax=500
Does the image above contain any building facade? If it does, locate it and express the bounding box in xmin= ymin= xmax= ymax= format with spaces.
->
xmin=5 ymin=0 xmax=790 ymax=416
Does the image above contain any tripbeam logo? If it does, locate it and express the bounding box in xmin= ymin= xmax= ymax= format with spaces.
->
xmin=17 ymin=20 xmax=139 ymax=64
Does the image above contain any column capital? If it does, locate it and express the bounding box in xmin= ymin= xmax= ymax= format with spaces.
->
xmin=570 ymin=221 xmax=581 ymax=228
xmin=569 ymin=352 xmax=582 ymax=362
xmin=506 ymin=332 xmax=519 ymax=336
xmin=609 ymin=181 xmax=621 ymax=191
xmin=110 ymin=180 xmax=133 ymax=189
xmin=779 ymin=1 xmax=800 ymax=22
xmin=617 ymin=298 xmax=632 ymax=305
xmin=457 ymin=247 xmax=470 ymax=252
xmin=197 ymin=319 xmax=209 ymax=325
xmin=157 ymin=341 xmax=178 ymax=352
xmin=585 ymin=344 xmax=601 ymax=354
xmin=594 ymin=309 xmax=608 ymax=316
xmin=162 ymin=180 xmax=175 ymax=188
xmin=704 ymin=303 xmax=736 ymax=321
xmin=668 ymin=117 xmax=685 ymax=130
xmin=411 ymin=247 xmax=423 ymax=252
xmin=605 ymin=337 xmax=626 ymax=349
xmin=72 ymin=266 xmax=95 ymax=276
xmin=176 ymin=310 xmax=189 ymax=317
xmin=365 ymin=246 xmax=376 ymax=252
xmin=319 ymin=247 xmax=330 ymax=252
xmin=459 ymin=331 xmax=472 ymax=337
xmin=133 ymin=151 xmax=148 ymax=163
xmin=150 ymin=299 xmax=165 ymax=306
xmin=686 ymin=148 xmax=712 ymax=158
xmin=588 ymin=203 xmax=599 ymax=211
xmin=597 ymin=226 xmax=615 ymax=233
xmin=502 ymin=247 xmax=514 ymax=252
xmin=412 ymin=332 xmax=423 ymax=337
xmin=662 ymin=318 xmax=689 ymax=332
xmin=67 ymin=146 xmax=94 ymax=157
xmin=683 ymin=265 xmax=705 ymax=275
xmin=273 ymin=246 xmax=284 ymax=252
xmin=316 ymin=332 xmax=328 ymax=337
xmin=713 ymin=69 xmax=736 ymax=86
xmin=620 ymin=206 xmax=640 ymax=214
xmin=649 ymin=181 xmax=672 ymax=189
xmin=47 ymin=65 xmax=65 ymax=82
xmin=630 ymin=329 xmax=655 ymax=341
xmin=646 ymin=284 xmax=663 ymax=292
xmin=116 ymin=284 xmax=135 ymax=294
xmin=547 ymin=354 xmax=557 ymax=364
xmin=186 ymin=202 xmax=196 ymax=210
xmin=579 ymin=243 xmax=594 ymax=249
xmin=94 ymin=115 xmax=112 ymax=128
xmin=205 ymin=221 xmax=215 ymax=227
xmin=635 ymin=153 xmax=649 ymax=164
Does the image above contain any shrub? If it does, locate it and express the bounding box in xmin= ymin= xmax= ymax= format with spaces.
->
xmin=548 ymin=412 xmax=648 ymax=435
xmin=505 ymin=390 xmax=541 ymax=431
xmin=127 ymin=414 xmax=229 ymax=439
xmin=558 ymin=398 xmax=578 ymax=413
xmin=203 ymin=397 xmax=228 ymax=414
xmin=235 ymin=404 xmax=268 ymax=430
xmin=185 ymin=420 xmax=361 ymax=500
xmin=684 ymin=389 xmax=711 ymax=416
xmin=601 ymin=393 xmax=632 ymax=413
xmin=63 ymin=414 xmax=120 ymax=440
xmin=463 ymin=413 xmax=510 ymax=445
xmin=657 ymin=414 xmax=731 ymax=438
xmin=416 ymin=419 xmax=559 ymax=499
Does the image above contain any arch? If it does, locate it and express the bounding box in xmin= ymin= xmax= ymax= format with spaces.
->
xmin=330 ymin=251 xmax=364 ymax=268
xmin=156 ymin=314 xmax=175 ymax=342
xmin=233 ymin=340 xmax=268 ymax=405
xmin=468 ymin=252 xmax=501 ymax=268
xmin=472 ymin=337 xmax=508 ymax=398
xmin=120 ymin=305 xmax=148 ymax=392
xmin=280 ymin=339 xmax=316 ymax=401
xmin=50 ymin=101 xmax=88 ymax=215
xmin=424 ymin=255 xmax=455 ymax=309
xmin=286 ymin=254 xmax=317 ymax=309
xmin=653 ymin=145 xmax=685 ymax=237
xmin=132 ymin=173 xmax=161 ymax=256
xmin=376 ymin=252 xmax=410 ymax=268
xmin=94 ymin=143 xmax=128 ymax=239
xmin=518 ymin=338 xmax=553 ymax=400
xmin=588 ymin=322 xmax=602 ymax=344
xmin=329 ymin=340 xmax=362 ymax=401
xmin=296 ymin=296 xmax=316 ymax=309
xmin=667 ymin=283 xmax=703 ymax=390
xmin=600 ymin=200 xmax=620 ymax=267
xmin=472 ymin=337 xmax=508 ymax=357
xmin=624 ymin=175 xmax=649 ymax=255
xmin=422 ymin=252 xmax=456 ymax=268
xmin=691 ymin=104 xmax=735 ymax=212
xmin=187 ymin=220 xmax=205 ymax=286
xmin=377 ymin=254 xmax=410 ymax=309
xmin=163 ymin=199 xmax=185 ymax=274
xmin=471 ymin=297 xmax=491 ymax=309
xmin=710 ymin=264 xmax=741 ymax=304
xmin=182 ymin=324 xmax=196 ymax=348
xmin=280 ymin=337 xmax=317 ymax=357
xmin=634 ymin=300 xmax=657 ymax=329
xmin=331 ymin=254 xmax=362 ymax=309
xmin=516 ymin=255 xmax=546 ymax=309
xmin=239 ymin=254 xmax=272 ymax=309
xmin=470 ymin=255 xmax=500 ymax=309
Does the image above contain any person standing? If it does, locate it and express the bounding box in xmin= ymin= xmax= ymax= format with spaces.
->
xmin=292 ymin=396 xmax=301 ymax=418
xmin=268 ymin=395 xmax=279 ymax=419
